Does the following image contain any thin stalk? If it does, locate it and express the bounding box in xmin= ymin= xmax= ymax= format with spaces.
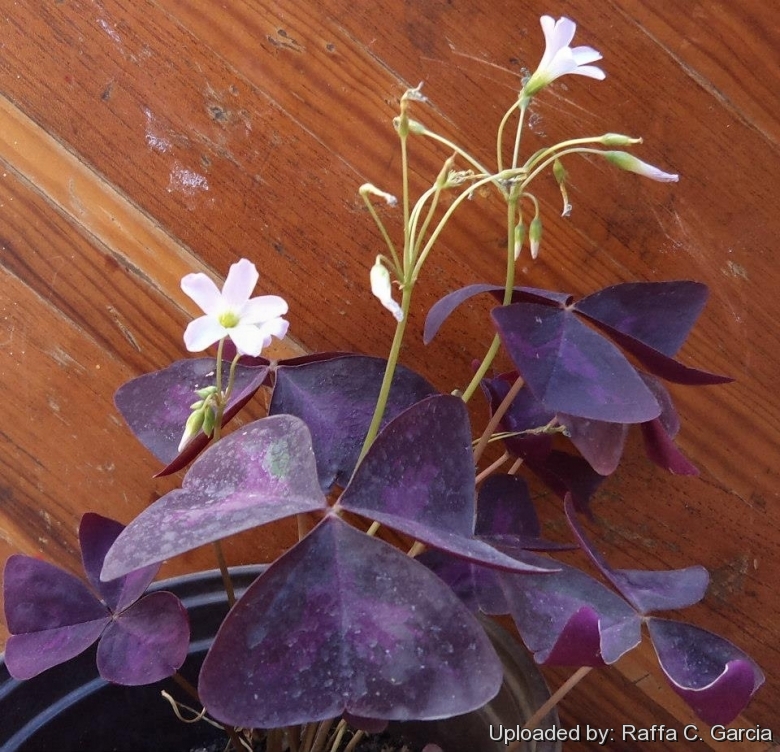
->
xmin=506 ymin=666 xmax=592 ymax=752
xmin=460 ymin=334 xmax=502 ymax=404
xmin=360 ymin=191 xmax=402 ymax=273
xmin=407 ymin=540 xmax=426 ymax=558
xmin=310 ymin=718 xmax=336 ymax=752
xmin=343 ymin=730 xmax=366 ymax=752
xmin=472 ymin=374 xmax=525 ymax=465
xmin=474 ymin=451 xmax=510 ymax=484
xmin=508 ymin=456 xmax=524 ymax=474
xmin=460 ymin=194 xmax=519 ymax=404
xmin=356 ymin=284 xmax=411 ymax=463
xmin=496 ymin=98 xmax=520 ymax=172
xmin=171 ymin=672 xmax=200 ymax=703
xmin=416 ymin=128 xmax=493 ymax=182
xmin=328 ymin=721 xmax=348 ymax=752
xmin=301 ymin=722 xmax=318 ymax=752
xmin=511 ymin=98 xmax=529 ymax=170
xmin=411 ymin=168 xmax=523 ymax=281
xmin=212 ymin=539 xmax=235 ymax=607
xmin=520 ymin=146 xmax=606 ymax=193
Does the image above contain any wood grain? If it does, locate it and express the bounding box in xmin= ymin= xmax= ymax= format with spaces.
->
xmin=0 ymin=0 xmax=777 ymax=746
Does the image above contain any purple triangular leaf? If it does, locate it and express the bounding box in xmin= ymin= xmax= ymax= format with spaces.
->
xmin=492 ymin=302 xmax=660 ymax=423
xmin=526 ymin=451 xmax=607 ymax=514
xmin=480 ymin=375 xmax=555 ymax=462
xmin=640 ymin=373 xmax=680 ymax=436
xmin=3 ymin=555 xmax=109 ymax=679
xmin=102 ymin=415 xmax=326 ymax=580
xmin=269 ymin=355 xmax=438 ymax=491
xmin=637 ymin=374 xmax=697 ymax=474
xmin=475 ymin=475 xmax=571 ymax=552
xmin=647 ymin=618 xmax=764 ymax=725
xmin=565 ymin=497 xmax=708 ymax=612
xmin=476 ymin=475 xmax=538 ymax=538
xmin=424 ymin=284 xmax=570 ymax=344
xmin=97 ymin=591 xmax=189 ymax=685
xmin=4 ymin=555 xmax=108 ymax=633
xmin=557 ymin=414 xmax=628 ymax=476
xmin=4 ymin=620 xmax=109 ymax=680
xmin=339 ymin=396 xmax=555 ymax=573
xmin=641 ymin=419 xmax=699 ymax=475
xmin=578 ymin=322 xmax=732 ymax=385
xmin=417 ymin=549 xmax=509 ymax=616
xmin=199 ymin=516 xmax=503 ymax=727
xmin=500 ymin=562 xmax=641 ymax=665
xmin=573 ymin=281 xmax=709 ymax=357
xmin=79 ymin=513 xmax=159 ymax=611
xmin=114 ymin=358 xmax=270 ymax=473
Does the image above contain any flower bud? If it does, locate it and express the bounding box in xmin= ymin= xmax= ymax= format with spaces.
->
xmin=603 ymin=151 xmax=679 ymax=182
xmin=202 ymin=405 xmax=216 ymax=438
xmin=359 ymin=183 xmax=398 ymax=206
xmin=600 ymin=133 xmax=642 ymax=147
xmin=513 ymin=221 xmax=526 ymax=260
xmin=370 ymin=258 xmax=404 ymax=323
xmin=529 ymin=216 xmax=543 ymax=259
xmin=178 ymin=409 xmax=205 ymax=453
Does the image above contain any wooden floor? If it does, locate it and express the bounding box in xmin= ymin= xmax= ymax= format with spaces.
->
xmin=0 ymin=1 xmax=778 ymax=749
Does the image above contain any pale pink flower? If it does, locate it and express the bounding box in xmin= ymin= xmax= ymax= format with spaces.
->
xmin=181 ymin=258 xmax=289 ymax=356
xmin=523 ymin=16 xmax=605 ymax=98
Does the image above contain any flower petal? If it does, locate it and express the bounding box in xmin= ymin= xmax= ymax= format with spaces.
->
xmin=256 ymin=317 xmax=290 ymax=346
xmin=221 ymin=258 xmax=259 ymax=308
xmin=239 ymin=295 xmax=289 ymax=325
xmin=571 ymin=45 xmax=603 ymax=66
xmin=181 ymin=273 xmax=223 ymax=315
xmin=229 ymin=324 xmax=268 ymax=356
xmin=183 ymin=316 xmax=228 ymax=352
xmin=570 ymin=65 xmax=606 ymax=80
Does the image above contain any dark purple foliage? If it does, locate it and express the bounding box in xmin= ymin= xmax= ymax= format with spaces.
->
xmin=101 ymin=415 xmax=326 ymax=581
xmin=338 ymin=395 xmax=555 ymax=573
xmin=492 ymin=302 xmax=661 ymax=423
xmin=269 ymin=354 xmax=438 ymax=490
xmin=4 ymin=514 xmax=188 ymax=685
xmin=199 ymin=516 xmax=503 ymax=728
xmin=647 ymin=618 xmax=764 ymax=725
xmin=424 ymin=283 xmax=570 ymax=344
xmin=564 ymin=497 xmax=708 ymax=613
xmin=500 ymin=561 xmax=642 ymax=666
xmin=114 ymin=357 xmax=270 ymax=474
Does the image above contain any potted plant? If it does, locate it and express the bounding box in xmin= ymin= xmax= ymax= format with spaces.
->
xmin=1 ymin=14 xmax=764 ymax=752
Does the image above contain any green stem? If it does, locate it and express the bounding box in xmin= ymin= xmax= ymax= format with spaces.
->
xmin=511 ymin=97 xmax=529 ymax=169
xmin=357 ymin=284 xmax=411 ymax=463
xmin=460 ymin=193 xmax=519 ymax=403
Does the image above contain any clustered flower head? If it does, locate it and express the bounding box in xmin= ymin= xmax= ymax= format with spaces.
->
xmin=523 ymin=15 xmax=605 ymax=98
xmin=181 ymin=258 xmax=289 ymax=357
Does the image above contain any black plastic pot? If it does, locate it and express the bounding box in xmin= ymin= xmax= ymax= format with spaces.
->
xmin=0 ymin=566 xmax=560 ymax=752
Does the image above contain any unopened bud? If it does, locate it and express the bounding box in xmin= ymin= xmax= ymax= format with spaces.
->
xmin=513 ymin=221 xmax=526 ymax=260
xmin=178 ymin=409 xmax=205 ymax=453
xmin=370 ymin=258 xmax=404 ymax=323
xmin=359 ymin=183 xmax=398 ymax=206
xmin=600 ymin=133 xmax=643 ymax=147
xmin=603 ymin=151 xmax=679 ymax=182
xmin=529 ymin=216 xmax=543 ymax=260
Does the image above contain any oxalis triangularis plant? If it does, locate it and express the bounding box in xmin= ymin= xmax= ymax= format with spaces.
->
xmin=2 ymin=14 xmax=764 ymax=752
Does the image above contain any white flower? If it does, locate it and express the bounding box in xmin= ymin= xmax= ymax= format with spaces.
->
xmin=181 ymin=258 xmax=289 ymax=356
xmin=603 ymin=151 xmax=679 ymax=182
xmin=370 ymin=258 xmax=404 ymax=322
xmin=523 ymin=16 xmax=605 ymax=98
